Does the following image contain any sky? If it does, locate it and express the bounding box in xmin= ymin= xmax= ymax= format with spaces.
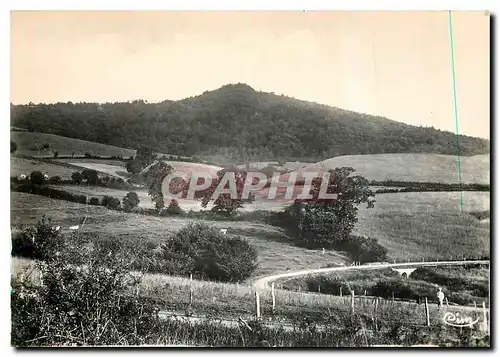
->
xmin=10 ymin=11 xmax=490 ymax=138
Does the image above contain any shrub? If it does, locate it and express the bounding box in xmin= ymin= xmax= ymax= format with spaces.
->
xmin=48 ymin=176 xmax=62 ymax=185
xmin=81 ymin=169 xmax=99 ymax=185
xmin=84 ymin=152 xmax=92 ymax=158
xmin=122 ymin=192 xmax=140 ymax=212
xmin=71 ymin=171 xmax=83 ymax=184
xmin=53 ymin=151 xmax=59 ymax=158
xmin=11 ymin=236 xmax=160 ymax=346
xmin=11 ymin=140 xmax=17 ymax=153
xmin=102 ymin=195 xmax=121 ymax=210
xmin=101 ymin=176 xmax=111 ymax=185
xmin=11 ymin=216 xmax=64 ymax=261
xmin=131 ymin=207 xmax=145 ymax=215
xmin=154 ymin=223 xmax=258 ymax=282
xmin=29 ymin=171 xmax=45 ymax=185
xmin=339 ymin=235 xmax=388 ymax=263
xmin=89 ymin=197 xmax=100 ymax=205
xmin=164 ymin=199 xmax=184 ymax=215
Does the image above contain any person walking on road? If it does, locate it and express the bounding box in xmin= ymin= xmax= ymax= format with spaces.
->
xmin=437 ymin=287 xmax=445 ymax=308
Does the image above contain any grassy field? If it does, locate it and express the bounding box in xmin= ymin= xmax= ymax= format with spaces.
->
xmin=354 ymin=192 xmax=490 ymax=262
xmin=59 ymin=161 xmax=127 ymax=178
xmin=11 ymin=131 xmax=136 ymax=157
xmin=10 ymin=192 xmax=346 ymax=278
xmin=10 ymin=156 xmax=79 ymax=179
xmin=280 ymin=153 xmax=489 ymax=184
xmin=11 ymin=187 xmax=490 ymax=267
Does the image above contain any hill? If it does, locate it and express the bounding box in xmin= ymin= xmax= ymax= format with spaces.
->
xmin=11 ymin=84 xmax=489 ymax=163
xmin=277 ymin=153 xmax=490 ymax=184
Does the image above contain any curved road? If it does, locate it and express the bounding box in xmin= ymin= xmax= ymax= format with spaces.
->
xmin=253 ymin=260 xmax=490 ymax=290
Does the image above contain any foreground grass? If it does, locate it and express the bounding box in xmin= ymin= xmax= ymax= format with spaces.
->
xmin=12 ymin=257 xmax=488 ymax=331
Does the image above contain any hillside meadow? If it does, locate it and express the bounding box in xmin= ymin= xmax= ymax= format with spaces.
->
xmin=11 ymin=131 xmax=136 ymax=157
xmin=354 ymin=192 xmax=490 ymax=262
xmin=279 ymin=153 xmax=489 ymax=185
xmin=10 ymin=192 xmax=345 ymax=278
xmin=10 ymin=156 xmax=78 ymax=180
xmin=11 ymin=189 xmax=490 ymax=276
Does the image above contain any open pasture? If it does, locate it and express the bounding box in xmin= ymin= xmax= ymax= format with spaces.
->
xmin=11 ymin=131 xmax=136 ymax=157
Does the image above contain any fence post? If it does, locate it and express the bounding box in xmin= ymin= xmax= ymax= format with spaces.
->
xmin=482 ymin=302 xmax=488 ymax=333
xmin=255 ymin=291 xmax=261 ymax=320
xmin=351 ymin=290 xmax=355 ymax=314
xmin=364 ymin=290 xmax=367 ymax=296
xmin=425 ymin=297 xmax=430 ymax=327
xmin=189 ymin=273 xmax=193 ymax=306
xmin=445 ymin=297 xmax=449 ymax=308
xmin=318 ymin=285 xmax=321 ymax=294
xmin=271 ymin=283 xmax=276 ymax=313
xmin=340 ymin=287 xmax=343 ymax=297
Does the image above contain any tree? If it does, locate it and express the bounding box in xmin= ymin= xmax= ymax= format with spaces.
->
xmin=165 ymin=199 xmax=183 ymax=215
xmin=71 ymin=171 xmax=83 ymax=184
xmin=81 ymin=169 xmax=99 ymax=185
xmin=122 ymin=192 xmax=140 ymax=212
xmin=126 ymin=146 xmax=155 ymax=174
xmin=11 ymin=141 xmax=17 ymax=153
xmin=142 ymin=161 xmax=173 ymax=212
xmin=278 ymin=167 xmax=375 ymax=248
xmin=196 ymin=168 xmax=255 ymax=217
xmin=29 ymin=171 xmax=45 ymax=185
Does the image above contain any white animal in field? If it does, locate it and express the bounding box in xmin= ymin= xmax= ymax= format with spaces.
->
xmin=43 ymin=174 xmax=49 ymax=180
xmin=17 ymin=174 xmax=26 ymax=181
xmin=69 ymin=225 xmax=80 ymax=230
xmin=322 ymin=248 xmax=325 ymax=255
xmin=220 ymin=229 xmax=228 ymax=235
xmin=53 ymin=226 xmax=60 ymax=231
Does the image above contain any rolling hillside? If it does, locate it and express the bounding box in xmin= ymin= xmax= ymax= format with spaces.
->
xmin=11 ymin=83 xmax=489 ymax=164
xmin=277 ymin=153 xmax=490 ymax=184
xmin=10 ymin=131 xmax=136 ymax=158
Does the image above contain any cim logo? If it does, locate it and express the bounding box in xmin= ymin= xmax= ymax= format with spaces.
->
xmin=443 ymin=312 xmax=479 ymax=328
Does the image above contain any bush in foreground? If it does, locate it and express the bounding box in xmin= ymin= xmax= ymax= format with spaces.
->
xmin=153 ymin=223 xmax=258 ymax=282
xmin=11 ymin=237 xmax=159 ymax=346
xmin=11 ymin=216 xmax=64 ymax=261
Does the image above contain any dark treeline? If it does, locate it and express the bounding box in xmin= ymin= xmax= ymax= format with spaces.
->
xmin=371 ymin=180 xmax=490 ymax=192
xmin=11 ymin=83 xmax=489 ymax=163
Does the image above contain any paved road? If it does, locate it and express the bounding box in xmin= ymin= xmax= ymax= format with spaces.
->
xmin=253 ymin=259 xmax=490 ymax=294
